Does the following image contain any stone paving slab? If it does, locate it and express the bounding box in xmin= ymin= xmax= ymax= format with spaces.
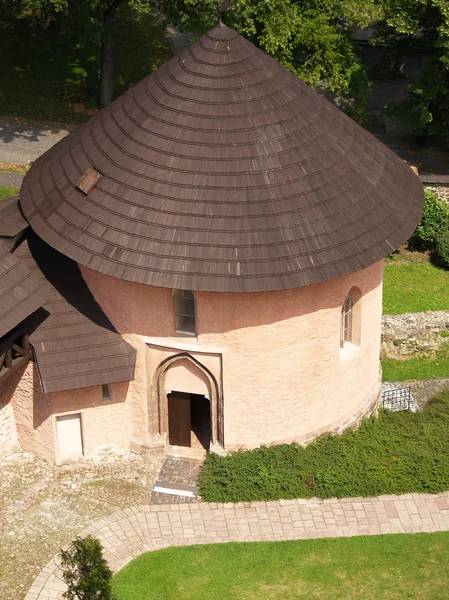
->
xmin=25 ymin=491 xmax=449 ymax=599
xmin=150 ymin=457 xmax=201 ymax=504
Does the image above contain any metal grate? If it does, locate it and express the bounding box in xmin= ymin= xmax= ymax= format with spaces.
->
xmin=382 ymin=387 xmax=412 ymax=411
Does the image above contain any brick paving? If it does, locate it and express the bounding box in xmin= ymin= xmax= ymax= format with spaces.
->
xmin=25 ymin=491 xmax=449 ymax=599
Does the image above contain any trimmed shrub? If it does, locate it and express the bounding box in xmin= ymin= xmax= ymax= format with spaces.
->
xmin=413 ymin=189 xmax=449 ymax=248
xmin=60 ymin=535 xmax=115 ymax=600
xmin=436 ymin=228 xmax=449 ymax=268
xmin=199 ymin=391 xmax=449 ymax=502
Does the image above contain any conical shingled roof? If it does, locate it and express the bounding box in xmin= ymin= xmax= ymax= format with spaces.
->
xmin=20 ymin=23 xmax=424 ymax=293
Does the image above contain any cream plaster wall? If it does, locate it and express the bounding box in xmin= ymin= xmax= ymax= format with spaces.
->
xmin=0 ymin=379 xmax=18 ymax=450
xmin=3 ymin=362 xmax=135 ymax=461
xmin=79 ymin=261 xmax=384 ymax=450
xmin=164 ymin=360 xmax=211 ymax=398
xmin=2 ymin=261 xmax=383 ymax=461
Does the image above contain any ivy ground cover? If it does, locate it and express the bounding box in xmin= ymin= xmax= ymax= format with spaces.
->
xmin=198 ymin=391 xmax=449 ymax=503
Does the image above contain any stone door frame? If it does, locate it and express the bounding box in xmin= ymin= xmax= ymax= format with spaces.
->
xmin=148 ymin=350 xmax=224 ymax=449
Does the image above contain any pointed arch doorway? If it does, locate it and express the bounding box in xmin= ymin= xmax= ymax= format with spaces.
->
xmin=152 ymin=352 xmax=224 ymax=452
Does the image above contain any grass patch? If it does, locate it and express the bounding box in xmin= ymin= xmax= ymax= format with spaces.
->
xmin=0 ymin=7 xmax=171 ymax=123
xmin=0 ymin=186 xmax=19 ymax=200
xmin=198 ymin=390 xmax=449 ymax=502
xmin=113 ymin=533 xmax=449 ymax=600
xmin=382 ymin=343 xmax=449 ymax=381
xmin=383 ymin=261 xmax=449 ymax=314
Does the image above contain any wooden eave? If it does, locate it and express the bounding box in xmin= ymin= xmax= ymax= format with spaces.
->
xmin=0 ymin=329 xmax=32 ymax=384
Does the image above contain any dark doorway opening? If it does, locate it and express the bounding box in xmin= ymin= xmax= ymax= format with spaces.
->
xmin=167 ymin=392 xmax=211 ymax=450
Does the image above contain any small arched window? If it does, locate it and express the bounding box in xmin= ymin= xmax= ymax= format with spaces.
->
xmin=173 ymin=289 xmax=196 ymax=335
xmin=341 ymin=292 xmax=353 ymax=348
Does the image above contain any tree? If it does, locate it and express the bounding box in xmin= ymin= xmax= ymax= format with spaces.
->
xmin=378 ymin=0 xmax=449 ymax=139
xmin=60 ymin=535 xmax=115 ymax=600
xmin=158 ymin=0 xmax=382 ymax=121
xmin=21 ymin=0 xmax=153 ymax=106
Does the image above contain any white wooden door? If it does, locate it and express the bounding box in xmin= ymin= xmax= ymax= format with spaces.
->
xmin=56 ymin=414 xmax=83 ymax=458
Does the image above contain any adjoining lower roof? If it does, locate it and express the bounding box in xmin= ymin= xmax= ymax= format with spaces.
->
xmin=0 ymin=238 xmax=52 ymax=338
xmin=20 ymin=23 xmax=424 ymax=293
xmin=0 ymin=196 xmax=28 ymax=239
xmin=13 ymin=232 xmax=136 ymax=393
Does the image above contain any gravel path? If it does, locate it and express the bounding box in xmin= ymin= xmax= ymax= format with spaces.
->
xmin=26 ymin=490 xmax=449 ymax=599
xmin=0 ymin=116 xmax=75 ymax=165
xmin=0 ymin=447 xmax=164 ymax=600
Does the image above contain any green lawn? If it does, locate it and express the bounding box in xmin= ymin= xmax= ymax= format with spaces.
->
xmin=198 ymin=391 xmax=449 ymax=502
xmin=0 ymin=7 xmax=172 ymax=123
xmin=113 ymin=533 xmax=449 ymax=600
xmin=383 ymin=261 xmax=449 ymax=314
xmin=382 ymin=342 xmax=449 ymax=381
xmin=0 ymin=186 xmax=19 ymax=200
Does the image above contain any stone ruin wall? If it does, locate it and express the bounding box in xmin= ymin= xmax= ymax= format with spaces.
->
xmin=381 ymin=311 xmax=449 ymax=359
xmin=425 ymin=185 xmax=449 ymax=204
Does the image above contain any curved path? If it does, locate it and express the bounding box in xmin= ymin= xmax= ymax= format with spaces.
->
xmin=25 ymin=491 xmax=449 ymax=599
xmin=0 ymin=116 xmax=73 ymax=165
xmin=0 ymin=170 xmax=23 ymax=187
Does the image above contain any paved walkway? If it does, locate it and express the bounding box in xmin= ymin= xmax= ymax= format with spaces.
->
xmin=0 ymin=170 xmax=23 ymax=188
xmin=25 ymin=491 xmax=449 ymax=599
xmin=0 ymin=116 xmax=74 ymax=165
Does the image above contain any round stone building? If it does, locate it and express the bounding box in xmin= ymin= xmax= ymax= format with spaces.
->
xmin=0 ymin=24 xmax=423 ymax=461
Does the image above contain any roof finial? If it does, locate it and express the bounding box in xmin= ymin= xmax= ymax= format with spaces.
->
xmin=218 ymin=0 xmax=232 ymax=22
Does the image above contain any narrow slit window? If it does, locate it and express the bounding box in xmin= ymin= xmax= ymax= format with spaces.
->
xmin=173 ymin=289 xmax=196 ymax=335
xmin=341 ymin=293 xmax=353 ymax=348
xmin=102 ymin=383 xmax=111 ymax=401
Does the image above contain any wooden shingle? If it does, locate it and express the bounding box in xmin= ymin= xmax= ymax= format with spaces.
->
xmin=0 ymin=196 xmax=28 ymax=238
xmin=0 ymin=239 xmax=52 ymax=338
xmin=13 ymin=233 xmax=136 ymax=393
xmin=19 ymin=24 xmax=424 ymax=293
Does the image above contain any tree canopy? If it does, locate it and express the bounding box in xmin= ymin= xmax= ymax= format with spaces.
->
xmin=19 ymin=0 xmax=154 ymax=106
xmin=159 ymin=0 xmax=449 ymax=137
xmin=159 ymin=0 xmax=383 ymax=121
xmin=380 ymin=0 xmax=449 ymax=138
xmin=4 ymin=0 xmax=449 ymax=138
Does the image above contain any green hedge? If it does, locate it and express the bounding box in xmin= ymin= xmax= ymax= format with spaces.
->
xmin=436 ymin=229 xmax=449 ymax=268
xmin=199 ymin=391 xmax=449 ymax=502
xmin=413 ymin=189 xmax=449 ymax=248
